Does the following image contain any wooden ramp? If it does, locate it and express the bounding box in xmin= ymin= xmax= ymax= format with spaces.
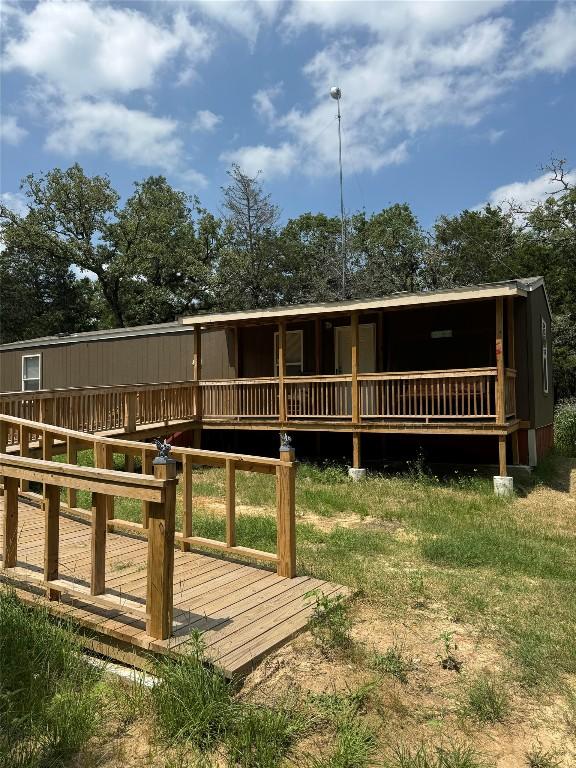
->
xmin=0 ymin=497 xmax=346 ymax=678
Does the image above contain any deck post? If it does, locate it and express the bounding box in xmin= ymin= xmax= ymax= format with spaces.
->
xmin=315 ymin=317 xmax=322 ymax=375
xmin=225 ymin=458 xmax=236 ymax=547
xmin=277 ymin=435 xmax=296 ymax=578
xmin=2 ymin=475 xmax=19 ymax=569
xmin=95 ymin=442 xmax=115 ymax=521
xmin=0 ymin=420 xmax=7 ymax=488
xmin=495 ymin=298 xmax=505 ymax=425
xmin=38 ymin=397 xmax=54 ymax=425
xmin=44 ymin=483 xmax=60 ymax=600
xmin=511 ymin=430 xmax=520 ymax=465
xmin=351 ymin=311 xmax=360 ymax=424
xmin=141 ymin=448 xmax=153 ymax=529
xmin=278 ymin=321 xmax=287 ymax=424
xmin=193 ymin=325 xmax=203 ymax=422
xmin=91 ymin=492 xmax=107 ymax=595
xmin=181 ymin=453 xmax=193 ymax=551
xmin=124 ymin=391 xmax=137 ymax=433
xmin=66 ymin=436 xmax=78 ymax=509
xmin=146 ymin=455 xmax=177 ymax=640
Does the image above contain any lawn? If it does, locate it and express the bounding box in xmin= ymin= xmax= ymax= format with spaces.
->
xmin=3 ymin=451 xmax=575 ymax=767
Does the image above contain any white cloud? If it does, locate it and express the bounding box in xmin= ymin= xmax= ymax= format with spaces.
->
xmin=0 ymin=115 xmax=27 ymax=145
xmin=3 ymin=1 xmax=212 ymax=97
xmin=226 ymin=1 xmax=576 ymax=180
xmin=221 ymin=142 xmax=298 ymax=176
xmin=1 ymin=191 xmax=28 ymax=217
xmin=487 ymin=128 xmax=505 ymax=144
xmin=253 ymin=83 xmax=283 ymax=122
xmin=486 ymin=168 xmax=576 ymax=209
xmin=45 ymin=100 xmax=206 ymax=186
xmin=191 ymin=109 xmax=222 ymax=132
xmin=193 ymin=0 xmax=282 ymax=45
xmin=516 ymin=1 xmax=576 ymax=74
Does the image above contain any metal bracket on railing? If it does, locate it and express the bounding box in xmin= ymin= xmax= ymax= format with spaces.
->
xmin=153 ymin=438 xmax=175 ymax=465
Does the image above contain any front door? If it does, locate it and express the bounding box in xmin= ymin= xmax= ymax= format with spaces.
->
xmin=334 ymin=324 xmax=376 ymax=374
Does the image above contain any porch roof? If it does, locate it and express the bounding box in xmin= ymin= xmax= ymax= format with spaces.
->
xmin=180 ymin=277 xmax=541 ymax=328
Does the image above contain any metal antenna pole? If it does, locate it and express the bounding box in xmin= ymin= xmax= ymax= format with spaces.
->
xmin=336 ymin=96 xmax=346 ymax=298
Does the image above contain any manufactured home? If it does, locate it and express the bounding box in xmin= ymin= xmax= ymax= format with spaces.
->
xmin=0 ymin=277 xmax=554 ymax=474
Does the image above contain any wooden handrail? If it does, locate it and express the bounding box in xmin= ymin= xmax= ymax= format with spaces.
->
xmin=1 ymin=450 xmax=176 ymax=640
xmin=1 ymin=414 xmax=297 ymax=582
xmin=0 ymin=379 xmax=197 ymax=401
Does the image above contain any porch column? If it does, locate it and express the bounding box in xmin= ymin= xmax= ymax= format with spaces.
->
xmin=494 ymin=299 xmax=513 ymax=495
xmin=278 ymin=321 xmax=286 ymax=424
xmin=495 ymin=298 xmax=505 ymax=425
xmin=194 ymin=325 xmax=203 ymax=422
xmin=314 ymin=317 xmax=322 ymax=375
xmin=349 ymin=312 xmax=365 ymax=480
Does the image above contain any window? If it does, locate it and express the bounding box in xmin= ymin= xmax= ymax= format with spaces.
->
xmin=541 ymin=318 xmax=549 ymax=394
xmin=274 ymin=330 xmax=304 ymax=375
xmin=22 ymin=354 xmax=41 ymax=391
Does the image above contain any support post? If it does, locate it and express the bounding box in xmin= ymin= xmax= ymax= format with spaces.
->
xmin=95 ymin=442 xmax=114 ymax=521
xmin=352 ymin=432 xmax=361 ymax=468
xmin=42 ymin=429 xmax=53 ymax=511
xmin=142 ymin=448 xmax=153 ymax=529
xmin=507 ymin=297 xmax=515 ymax=370
xmin=91 ymin=492 xmax=107 ymax=595
xmin=225 ymin=458 xmax=236 ymax=548
xmin=146 ymin=455 xmax=177 ymax=640
xmin=38 ymin=398 xmax=54 ymax=425
xmin=494 ymin=435 xmax=513 ymax=496
xmin=495 ymin=298 xmax=505 ymax=425
xmin=2 ymin=476 xmax=19 ymax=569
xmin=278 ymin=321 xmax=287 ymax=424
xmin=124 ymin=391 xmax=137 ymax=433
xmin=315 ymin=317 xmax=322 ymax=375
xmin=351 ymin=311 xmax=359 ymax=424
xmin=0 ymin=420 xmax=7 ymax=489
xmin=66 ymin=436 xmax=78 ymax=509
xmin=511 ymin=430 xmax=520 ymax=465
xmin=194 ymin=325 xmax=203 ymax=422
xmin=498 ymin=435 xmax=507 ymax=476
xmin=44 ymin=483 xmax=60 ymax=600
xmin=181 ymin=453 xmax=193 ymax=551
xmin=277 ymin=435 xmax=296 ymax=578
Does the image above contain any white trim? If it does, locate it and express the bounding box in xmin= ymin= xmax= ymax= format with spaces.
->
xmin=22 ymin=353 xmax=42 ymax=392
xmin=541 ymin=317 xmax=549 ymax=394
xmin=528 ymin=429 xmax=538 ymax=467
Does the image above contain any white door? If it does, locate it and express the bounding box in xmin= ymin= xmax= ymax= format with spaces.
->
xmin=335 ymin=324 xmax=376 ymax=374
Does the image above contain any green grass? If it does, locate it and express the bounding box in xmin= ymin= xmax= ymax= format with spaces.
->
xmin=461 ymin=674 xmax=509 ymax=723
xmin=0 ymin=588 xmax=103 ymax=768
xmin=383 ymin=743 xmax=492 ymax=768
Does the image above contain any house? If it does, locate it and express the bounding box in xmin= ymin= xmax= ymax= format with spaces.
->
xmin=0 ymin=277 xmax=554 ymax=484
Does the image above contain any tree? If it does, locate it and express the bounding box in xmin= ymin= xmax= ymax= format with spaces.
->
xmin=350 ymin=204 xmax=426 ymax=296
xmin=0 ymin=226 xmax=94 ymax=344
xmin=278 ymin=213 xmax=343 ymax=304
xmin=215 ymin=164 xmax=281 ymax=309
xmin=0 ymin=165 xmax=214 ymax=331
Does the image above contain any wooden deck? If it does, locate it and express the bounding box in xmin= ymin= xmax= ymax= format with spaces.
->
xmin=0 ymin=496 xmax=347 ymax=677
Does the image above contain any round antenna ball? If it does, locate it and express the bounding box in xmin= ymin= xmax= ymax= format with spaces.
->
xmin=330 ymin=86 xmax=341 ymax=100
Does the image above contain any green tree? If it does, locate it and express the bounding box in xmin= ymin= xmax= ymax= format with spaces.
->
xmin=0 ymin=164 xmax=214 ymax=331
xmin=0 ymin=229 xmax=94 ymax=344
xmin=215 ymin=164 xmax=281 ymax=309
xmin=350 ymin=204 xmax=426 ymax=296
xmin=278 ymin=213 xmax=343 ymax=304
xmin=431 ymin=205 xmax=518 ymax=287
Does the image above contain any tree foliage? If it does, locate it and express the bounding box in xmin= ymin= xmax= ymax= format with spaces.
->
xmin=1 ymin=159 xmax=574 ymax=398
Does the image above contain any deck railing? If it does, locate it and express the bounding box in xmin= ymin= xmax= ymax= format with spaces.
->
xmin=0 ymin=444 xmax=176 ymax=639
xmin=0 ymin=367 xmax=516 ymax=429
xmin=0 ymin=381 xmax=197 ymax=444
xmin=0 ymin=414 xmax=297 ymax=582
xmin=200 ymin=367 xmax=512 ymax=423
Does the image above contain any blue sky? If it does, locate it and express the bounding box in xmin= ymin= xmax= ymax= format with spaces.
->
xmin=1 ymin=0 xmax=575 ymax=229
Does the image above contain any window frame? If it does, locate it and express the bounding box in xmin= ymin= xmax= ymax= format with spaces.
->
xmin=541 ymin=317 xmax=549 ymax=394
xmin=22 ymin=353 xmax=42 ymax=392
xmin=274 ymin=329 xmax=304 ymax=376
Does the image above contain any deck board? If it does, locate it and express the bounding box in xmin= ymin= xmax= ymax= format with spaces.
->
xmin=0 ymin=496 xmax=348 ymax=677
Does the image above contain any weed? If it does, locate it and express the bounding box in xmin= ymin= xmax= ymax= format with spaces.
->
xmin=437 ymin=631 xmax=462 ymax=673
xmin=371 ymin=644 xmax=413 ymax=683
xmin=461 ymin=674 xmax=509 ymax=723
xmin=105 ymin=671 xmax=151 ymax=726
xmin=0 ymin=588 xmax=102 ymax=767
xmin=385 ymin=742 xmax=491 ymax=768
xmin=307 ymin=591 xmax=353 ymax=653
xmin=152 ymin=634 xmax=233 ymax=751
xmin=524 ymin=746 xmax=562 ymax=768
xmin=226 ymin=704 xmax=306 ymax=768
